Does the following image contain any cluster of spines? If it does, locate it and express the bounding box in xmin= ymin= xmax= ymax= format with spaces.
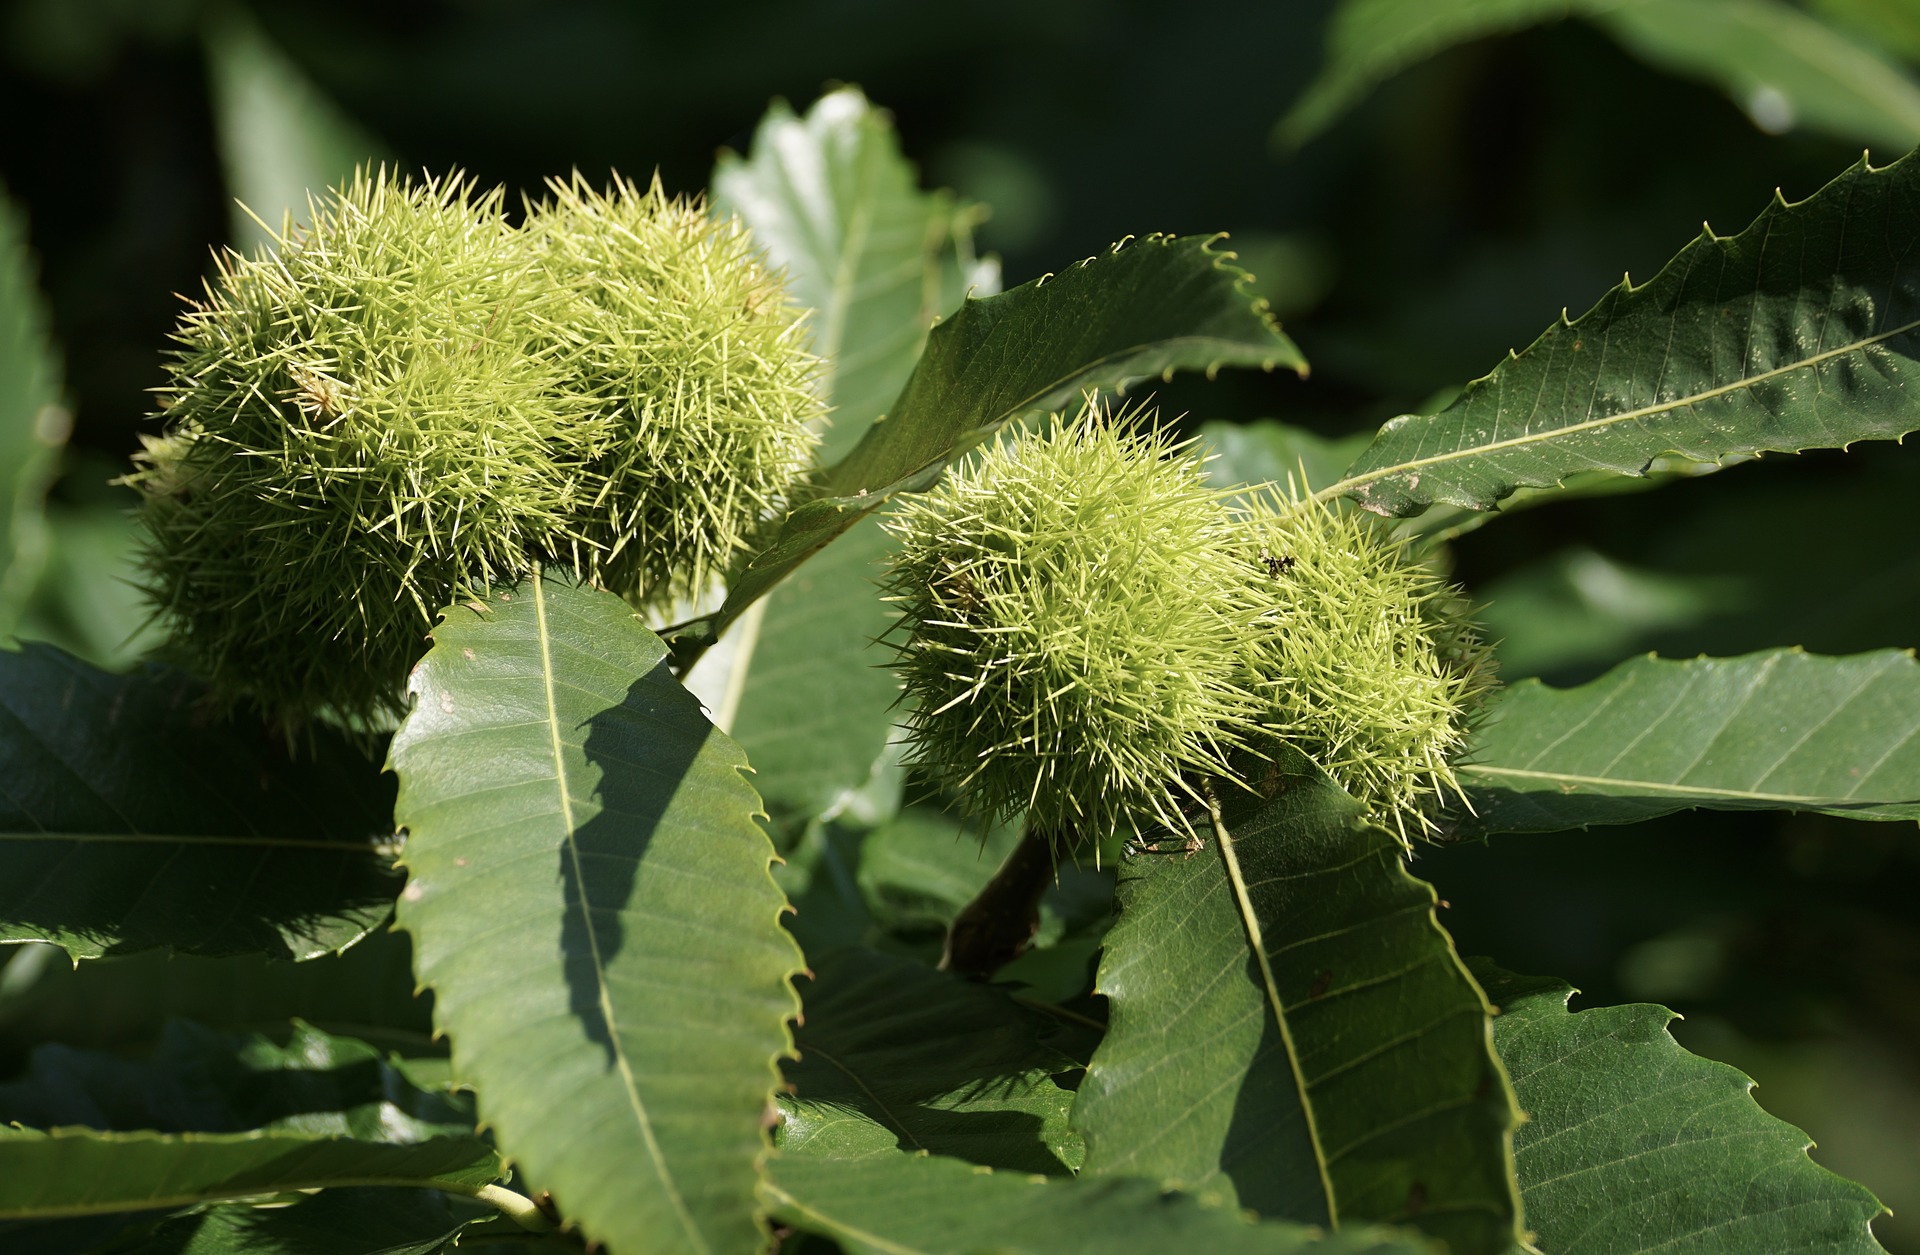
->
xmin=881 ymin=405 xmax=1269 ymax=847
xmin=882 ymin=409 xmax=1497 ymax=851
xmin=129 ymin=167 xmax=821 ymax=726
xmin=1239 ymin=488 xmax=1496 ymax=845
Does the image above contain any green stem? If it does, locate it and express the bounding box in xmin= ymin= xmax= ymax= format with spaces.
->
xmin=939 ymin=821 xmax=1065 ymax=978
xmin=461 ymin=1183 xmax=558 ymax=1233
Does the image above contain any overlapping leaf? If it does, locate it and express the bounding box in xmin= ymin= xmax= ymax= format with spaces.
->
xmin=678 ymin=233 xmax=1305 ymax=655
xmin=1333 ymin=150 xmax=1920 ymax=518
xmin=0 ymin=643 xmax=399 ymax=960
xmin=1276 ymin=0 xmax=1614 ymax=149
xmin=1478 ymin=964 xmax=1887 ymax=1253
xmin=1455 ymin=648 xmax=1920 ymax=836
xmin=0 ymin=184 xmax=66 ymax=640
xmin=114 ymin=1189 xmax=468 ymax=1255
xmin=777 ymin=947 xmax=1081 ymax=1174
xmin=1071 ymin=749 xmax=1521 ymax=1253
xmin=0 ymin=1021 xmax=495 ymax=1223
xmin=1278 ymin=0 xmax=1920 ymax=151
xmin=712 ymin=85 xmax=996 ymax=463
xmin=0 ymin=930 xmax=434 ymax=1060
xmin=1595 ymin=0 xmax=1920 ymax=151
xmin=699 ymin=88 xmax=996 ymax=826
xmin=762 ymin=1152 xmax=1441 ymax=1255
xmin=388 ymin=571 xmax=803 ymax=1255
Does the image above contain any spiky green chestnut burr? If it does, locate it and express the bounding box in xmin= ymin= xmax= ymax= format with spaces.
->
xmin=881 ymin=406 xmax=1269 ymax=847
xmin=129 ymin=169 xmax=591 ymax=725
xmin=522 ymin=173 xmax=822 ymax=609
xmin=1239 ymin=489 xmax=1496 ymax=843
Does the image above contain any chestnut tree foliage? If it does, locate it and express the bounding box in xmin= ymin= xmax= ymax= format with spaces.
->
xmin=3 ymin=55 xmax=1919 ymax=1255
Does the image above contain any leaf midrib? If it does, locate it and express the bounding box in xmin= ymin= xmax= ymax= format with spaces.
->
xmin=1206 ymin=788 xmax=1336 ymax=1226
xmin=1320 ymin=314 xmax=1920 ymax=502
xmin=532 ymin=567 xmax=706 ymax=1254
xmin=1459 ymin=763 xmax=1902 ymax=805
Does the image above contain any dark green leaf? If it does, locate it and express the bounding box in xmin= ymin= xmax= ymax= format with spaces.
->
xmin=683 ymin=233 xmax=1305 ymax=653
xmin=762 ymin=1151 xmax=1443 ymax=1255
xmin=1478 ymin=964 xmax=1887 ymax=1253
xmin=0 ymin=1022 xmax=496 ymax=1222
xmin=0 ymin=643 xmax=400 ymax=960
xmin=387 ymin=570 xmax=803 ymax=1255
xmin=777 ymin=947 xmax=1082 ymax=1174
xmin=0 ymin=930 xmax=435 ymax=1064
xmin=1456 ymin=649 xmax=1920 ymax=836
xmin=698 ymin=89 xmax=996 ymax=829
xmin=117 ymin=1188 xmax=468 ymax=1255
xmin=0 ymin=1130 xmax=495 ymax=1224
xmin=1072 ymin=750 xmax=1521 ymax=1251
xmin=1276 ymin=0 xmax=1610 ymax=149
xmin=695 ymin=517 xmax=904 ymax=833
xmin=1595 ymin=0 xmax=1920 ymax=151
xmin=0 ymin=183 xmax=67 ymax=641
xmin=0 ymin=1019 xmax=473 ymax=1138
xmin=1278 ymin=0 xmax=1920 ymax=151
xmin=1334 ymin=151 xmax=1920 ymax=518
xmin=854 ymin=807 xmax=1019 ymax=935
xmin=712 ymin=85 xmax=997 ymax=463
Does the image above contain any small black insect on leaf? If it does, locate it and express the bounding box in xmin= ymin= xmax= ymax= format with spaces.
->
xmin=1261 ymin=552 xmax=1296 ymax=578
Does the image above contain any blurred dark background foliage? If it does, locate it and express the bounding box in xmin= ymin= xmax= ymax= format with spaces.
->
xmin=3 ymin=0 xmax=1917 ymax=1243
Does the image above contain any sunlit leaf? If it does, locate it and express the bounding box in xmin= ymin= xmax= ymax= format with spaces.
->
xmin=1333 ymin=151 xmax=1920 ymax=518
xmin=1071 ymin=748 xmax=1522 ymax=1252
xmin=388 ymin=571 xmax=802 ymax=1255
xmin=1479 ymin=964 xmax=1887 ymax=1253
xmin=1456 ymin=648 xmax=1920 ymax=836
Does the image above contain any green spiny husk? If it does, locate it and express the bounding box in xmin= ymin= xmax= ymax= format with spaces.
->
xmin=1239 ymin=488 xmax=1496 ymax=843
xmin=881 ymin=406 xmax=1269 ymax=846
xmin=521 ymin=172 xmax=821 ymax=608
xmin=128 ymin=167 xmax=821 ymax=727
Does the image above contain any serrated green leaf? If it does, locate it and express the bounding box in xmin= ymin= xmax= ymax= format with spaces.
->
xmin=712 ymin=85 xmax=997 ymax=464
xmin=776 ymin=947 xmax=1082 ymax=1174
xmin=203 ymin=8 xmax=384 ymax=252
xmin=699 ymin=87 xmax=995 ymax=829
xmin=0 ymin=183 xmax=68 ymax=642
xmin=116 ymin=1188 xmax=468 ymax=1255
xmin=679 ymin=233 xmax=1305 ymax=657
xmin=1595 ymin=0 xmax=1920 ymax=151
xmin=1477 ymin=964 xmax=1887 ymax=1254
xmin=0 ymin=931 xmax=434 ymax=1062
xmin=1332 ymin=151 xmax=1920 ymax=518
xmin=0 ymin=1022 xmax=495 ymax=1223
xmin=387 ymin=570 xmax=803 ymax=1255
xmin=698 ymin=517 xmax=903 ymax=833
xmin=1276 ymin=0 xmax=1613 ymax=149
xmin=0 ymin=643 xmax=399 ymax=960
xmin=762 ymin=1151 xmax=1443 ymax=1255
xmin=0 ymin=1128 xmax=495 ymax=1223
xmin=0 ymin=932 xmax=433 ymax=1059
xmin=1072 ymin=750 xmax=1521 ymax=1252
xmin=0 ymin=1019 xmax=475 ymax=1141
xmin=854 ymin=806 xmax=1021 ymax=935
xmin=1455 ymin=649 xmax=1920 ymax=836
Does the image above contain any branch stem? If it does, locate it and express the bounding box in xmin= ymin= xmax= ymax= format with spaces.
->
xmin=939 ymin=820 xmax=1067 ymax=978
